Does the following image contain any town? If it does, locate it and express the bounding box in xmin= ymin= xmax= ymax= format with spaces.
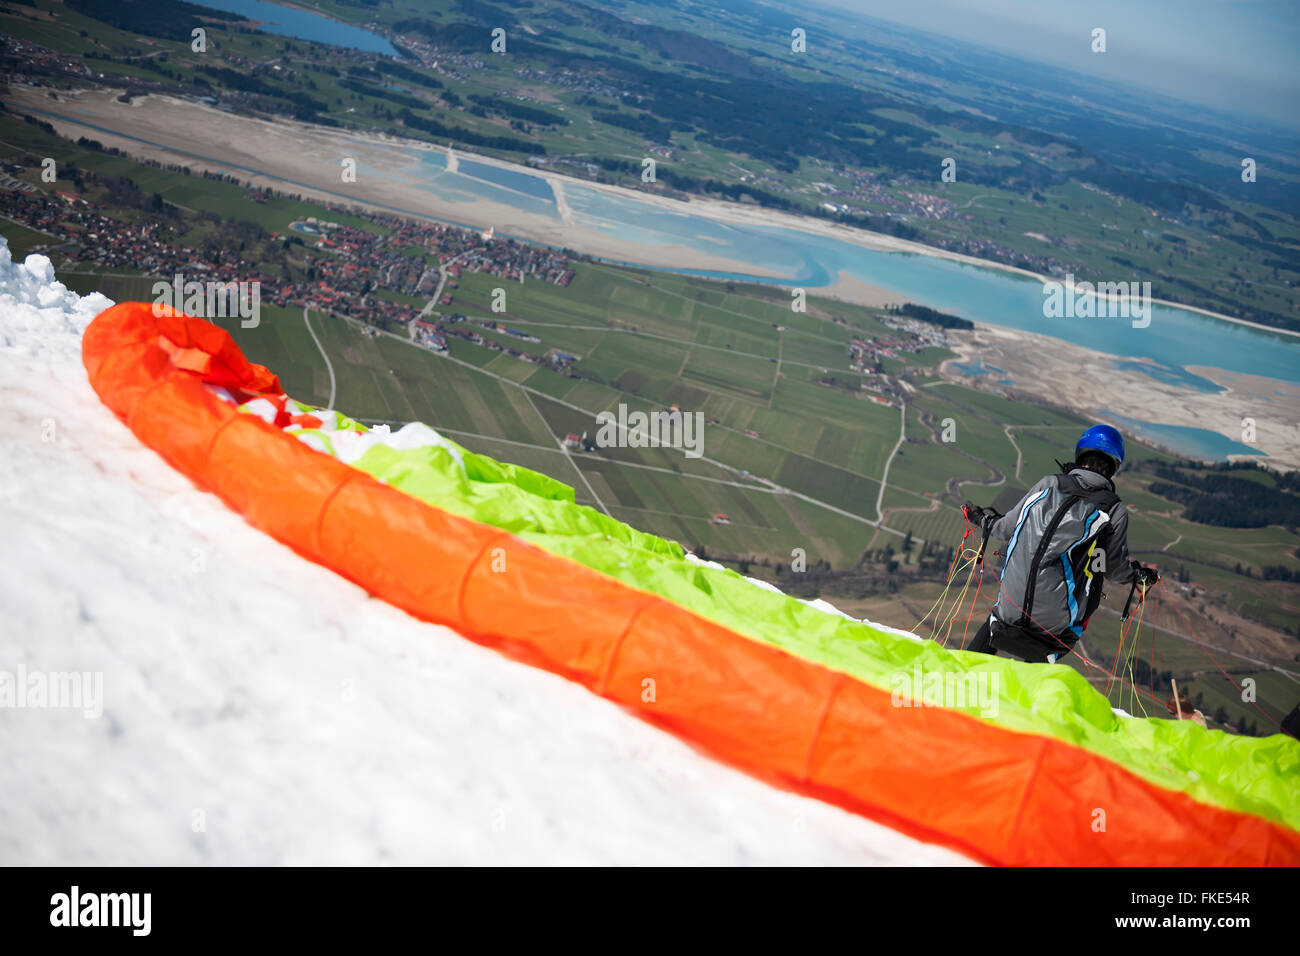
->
xmin=0 ymin=145 xmax=574 ymax=341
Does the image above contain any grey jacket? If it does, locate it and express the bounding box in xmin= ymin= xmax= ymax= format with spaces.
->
xmin=988 ymin=468 xmax=1136 ymax=637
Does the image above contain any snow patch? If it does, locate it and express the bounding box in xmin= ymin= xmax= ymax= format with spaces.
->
xmin=0 ymin=238 xmax=113 ymax=361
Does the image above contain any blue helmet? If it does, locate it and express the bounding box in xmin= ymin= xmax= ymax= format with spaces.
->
xmin=1076 ymin=424 xmax=1125 ymax=471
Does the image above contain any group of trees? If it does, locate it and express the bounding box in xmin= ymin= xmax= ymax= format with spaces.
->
xmin=1147 ymin=463 xmax=1300 ymax=528
xmin=470 ymin=94 xmax=566 ymax=127
xmin=591 ymin=108 xmax=675 ymax=143
xmin=65 ymin=0 xmax=233 ymax=43
xmin=340 ymin=77 xmax=426 ymax=112
xmin=1259 ymin=565 xmax=1300 ymax=582
xmin=193 ymin=65 xmax=336 ymax=124
xmin=360 ymin=60 xmax=444 ymax=92
xmin=891 ymin=303 xmax=975 ymax=331
xmin=1119 ymin=661 xmax=1274 ymax=736
xmin=692 ymin=540 xmax=959 ymax=601
xmin=397 ymin=108 xmax=544 ymax=155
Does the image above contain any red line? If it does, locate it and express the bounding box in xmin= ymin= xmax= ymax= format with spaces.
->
xmin=1159 ymin=589 xmax=1285 ymax=734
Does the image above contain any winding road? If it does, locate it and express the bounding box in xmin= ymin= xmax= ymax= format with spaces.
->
xmin=303 ymin=306 xmax=336 ymax=409
xmin=875 ymin=402 xmax=906 ymax=523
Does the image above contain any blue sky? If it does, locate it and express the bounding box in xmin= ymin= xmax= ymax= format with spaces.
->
xmin=815 ymin=0 xmax=1300 ymax=127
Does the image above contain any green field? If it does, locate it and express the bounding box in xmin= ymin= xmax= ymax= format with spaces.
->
xmin=0 ymin=219 xmax=53 ymax=259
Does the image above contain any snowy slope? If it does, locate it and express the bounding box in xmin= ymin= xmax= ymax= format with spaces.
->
xmin=0 ymin=238 xmax=970 ymax=865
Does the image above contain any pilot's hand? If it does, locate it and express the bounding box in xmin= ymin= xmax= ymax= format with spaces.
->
xmin=1131 ymin=561 xmax=1160 ymax=588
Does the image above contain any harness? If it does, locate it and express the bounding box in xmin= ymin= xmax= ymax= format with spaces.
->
xmin=997 ymin=474 xmax=1120 ymax=662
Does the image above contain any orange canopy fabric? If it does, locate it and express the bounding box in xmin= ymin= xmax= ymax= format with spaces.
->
xmin=83 ymin=302 xmax=1300 ymax=866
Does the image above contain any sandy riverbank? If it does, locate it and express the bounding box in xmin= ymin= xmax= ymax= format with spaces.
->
xmin=941 ymin=324 xmax=1300 ymax=471
xmin=815 ymin=272 xmax=908 ymax=309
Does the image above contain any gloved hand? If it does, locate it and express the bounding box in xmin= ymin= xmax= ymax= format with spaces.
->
xmin=962 ymin=502 xmax=1001 ymax=534
xmin=1131 ymin=561 xmax=1160 ymax=587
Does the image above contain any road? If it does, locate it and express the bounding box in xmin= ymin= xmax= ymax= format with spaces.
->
xmin=520 ymin=387 xmax=613 ymax=517
xmin=875 ymin=401 xmax=906 ymax=523
xmin=302 ymin=306 xmax=336 ymax=409
xmin=1004 ymin=425 xmax=1023 ymax=481
xmin=417 ymin=252 xmax=469 ymax=322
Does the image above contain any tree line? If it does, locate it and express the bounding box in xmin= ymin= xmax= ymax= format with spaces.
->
xmin=1146 ymin=462 xmax=1300 ymax=528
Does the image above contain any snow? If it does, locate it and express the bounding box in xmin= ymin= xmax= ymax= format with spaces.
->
xmin=0 ymin=237 xmax=971 ymax=865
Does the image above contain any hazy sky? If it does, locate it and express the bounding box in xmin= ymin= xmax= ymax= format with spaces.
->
xmin=813 ymin=0 xmax=1300 ymax=127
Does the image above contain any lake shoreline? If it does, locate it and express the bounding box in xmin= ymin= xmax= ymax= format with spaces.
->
xmin=11 ymin=85 xmax=1294 ymax=342
xmin=940 ymin=324 xmax=1300 ymax=471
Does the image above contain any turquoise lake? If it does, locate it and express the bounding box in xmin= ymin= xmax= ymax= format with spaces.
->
xmin=192 ymin=0 xmax=400 ymax=56
xmin=1097 ymin=410 xmax=1266 ymax=460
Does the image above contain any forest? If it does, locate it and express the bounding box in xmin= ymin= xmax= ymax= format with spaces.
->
xmin=1147 ymin=463 xmax=1300 ymax=528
